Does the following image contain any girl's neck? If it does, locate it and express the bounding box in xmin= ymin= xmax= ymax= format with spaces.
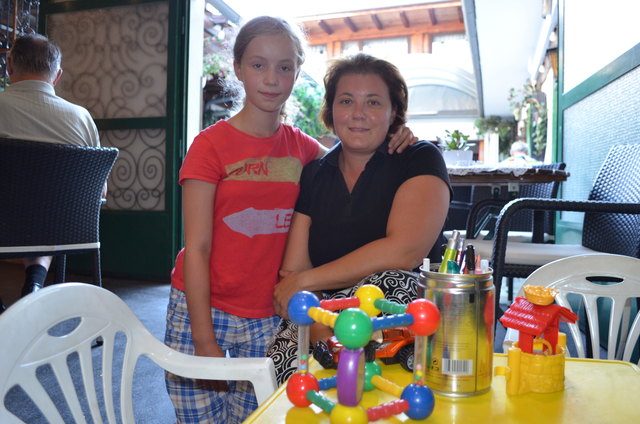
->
xmin=228 ymin=107 xmax=282 ymax=138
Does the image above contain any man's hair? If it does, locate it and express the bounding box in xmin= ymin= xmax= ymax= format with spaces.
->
xmin=510 ymin=141 xmax=529 ymax=155
xmin=9 ymin=33 xmax=61 ymax=82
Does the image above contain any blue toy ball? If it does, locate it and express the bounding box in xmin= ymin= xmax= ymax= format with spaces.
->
xmin=288 ymin=291 xmax=320 ymax=326
xmin=401 ymin=383 xmax=435 ymax=420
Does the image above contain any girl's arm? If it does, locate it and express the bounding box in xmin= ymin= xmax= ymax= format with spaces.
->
xmin=273 ymin=174 xmax=449 ymax=318
xmin=274 ymin=212 xmax=313 ymax=317
xmin=182 ymin=179 xmax=224 ymax=358
xmin=279 ymin=211 xmax=313 ymax=276
xmin=387 ymin=125 xmax=419 ymax=154
xmin=312 ymin=124 xmax=418 ymax=160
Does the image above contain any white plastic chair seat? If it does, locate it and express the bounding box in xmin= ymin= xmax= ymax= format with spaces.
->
xmin=0 ymin=283 xmax=278 ymax=423
xmin=502 ymin=254 xmax=640 ymax=365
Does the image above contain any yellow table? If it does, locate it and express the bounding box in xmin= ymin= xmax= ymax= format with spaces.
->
xmin=245 ymin=354 xmax=640 ymax=423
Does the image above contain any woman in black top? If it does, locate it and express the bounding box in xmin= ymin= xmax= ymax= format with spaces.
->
xmin=268 ymin=53 xmax=451 ymax=383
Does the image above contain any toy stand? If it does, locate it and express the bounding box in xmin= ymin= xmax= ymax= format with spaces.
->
xmin=496 ymin=339 xmax=567 ymax=396
xmin=285 ymin=285 xmax=440 ymax=423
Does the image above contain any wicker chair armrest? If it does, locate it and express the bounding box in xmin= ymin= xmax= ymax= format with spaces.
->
xmin=491 ymin=198 xmax=640 ymax=292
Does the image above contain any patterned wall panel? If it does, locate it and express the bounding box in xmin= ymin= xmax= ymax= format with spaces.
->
xmin=47 ymin=3 xmax=168 ymax=118
xmin=46 ymin=2 xmax=168 ymax=211
xmin=101 ymin=128 xmax=165 ymax=211
xmin=562 ymin=66 xmax=640 ymax=222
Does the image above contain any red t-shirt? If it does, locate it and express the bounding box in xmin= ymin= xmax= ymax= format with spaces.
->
xmin=171 ymin=121 xmax=320 ymax=318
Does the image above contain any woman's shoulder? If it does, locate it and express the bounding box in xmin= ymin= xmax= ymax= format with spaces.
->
xmin=407 ymin=140 xmax=441 ymax=154
xmin=397 ymin=140 xmax=443 ymax=161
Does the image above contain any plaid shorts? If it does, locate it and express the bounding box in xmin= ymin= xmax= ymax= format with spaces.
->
xmin=164 ymin=287 xmax=280 ymax=424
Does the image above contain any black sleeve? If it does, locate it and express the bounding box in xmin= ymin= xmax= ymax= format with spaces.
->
xmin=403 ymin=141 xmax=452 ymax=201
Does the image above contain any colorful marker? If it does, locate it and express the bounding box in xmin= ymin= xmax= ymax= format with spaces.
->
xmin=439 ymin=230 xmax=460 ymax=273
xmin=447 ymin=260 xmax=460 ymax=274
xmin=464 ymin=245 xmax=476 ymax=274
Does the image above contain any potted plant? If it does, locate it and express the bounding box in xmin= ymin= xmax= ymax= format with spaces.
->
xmin=441 ymin=130 xmax=474 ymax=165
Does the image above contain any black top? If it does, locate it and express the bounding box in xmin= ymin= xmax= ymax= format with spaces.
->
xmin=295 ymin=140 xmax=452 ymax=271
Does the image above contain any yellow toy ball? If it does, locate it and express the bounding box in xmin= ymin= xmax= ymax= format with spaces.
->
xmin=355 ymin=284 xmax=385 ymax=317
xmin=330 ymin=404 xmax=368 ymax=424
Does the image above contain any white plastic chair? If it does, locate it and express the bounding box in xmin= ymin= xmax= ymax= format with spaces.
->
xmin=0 ymin=283 xmax=278 ymax=423
xmin=502 ymin=254 xmax=640 ymax=365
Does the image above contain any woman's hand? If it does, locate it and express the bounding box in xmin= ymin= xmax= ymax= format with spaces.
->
xmin=388 ymin=125 xmax=418 ymax=154
xmin=273 ymin=271 xmax=307 ymax=320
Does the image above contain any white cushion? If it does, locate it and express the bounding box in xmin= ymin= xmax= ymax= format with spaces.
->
xmin=443 ymin=229 xmax=554 ymax=244
xmin=465 ymin=238 xmax=598 ymax=266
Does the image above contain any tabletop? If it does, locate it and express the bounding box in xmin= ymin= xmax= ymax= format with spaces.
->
xmin=244 ymin=354 xmax=640 ymax=423
xmin=447 ymin=165 xmax=569 ymax=188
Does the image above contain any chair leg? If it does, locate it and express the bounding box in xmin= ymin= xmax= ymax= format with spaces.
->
xmin=54 ymin=255 xmax=67 ymax=284
xmin=93 ymin=249 xmax=102 ymax=287
xmin=507 ymin=277 xmax=514 ymax=301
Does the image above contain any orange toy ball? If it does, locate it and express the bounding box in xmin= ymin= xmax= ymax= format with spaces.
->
xmin=286 ymin=372 xmax=319 ymax=407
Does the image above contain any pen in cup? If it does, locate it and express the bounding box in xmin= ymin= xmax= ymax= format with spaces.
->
xmin=439 ymin=230 xmax=460 ymax=273
xmin=464 ymin=245 xmax=476 ymax=274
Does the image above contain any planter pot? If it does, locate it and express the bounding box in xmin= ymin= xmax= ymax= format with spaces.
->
xmin=442 ymin=149 xmax=473 ymax=166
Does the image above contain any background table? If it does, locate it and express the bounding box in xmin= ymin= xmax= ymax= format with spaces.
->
xmin=244 ymin=354 xmax=640 ymax=423
xmin=448 ymin=165 xmax=569 ymax=193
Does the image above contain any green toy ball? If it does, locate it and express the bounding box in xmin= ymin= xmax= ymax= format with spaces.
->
xmin=334 ymin=308 xmax=373 ymax=349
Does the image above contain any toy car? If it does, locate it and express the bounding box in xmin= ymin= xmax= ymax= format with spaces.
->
xmin=313 ymin=327 xmax=416 ymax=372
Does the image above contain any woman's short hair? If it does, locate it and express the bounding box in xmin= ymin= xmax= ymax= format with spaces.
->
xmin=9 ymin=33 xmax=61 ymax=82
xmin=320 ymin=53 xmax=408 ymax=135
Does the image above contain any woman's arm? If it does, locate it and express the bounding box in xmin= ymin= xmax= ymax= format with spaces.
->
xmin=273 ymin=174 xmax=449 ymax=318
xmin=182 ymin=179 xmax=224 ymax=358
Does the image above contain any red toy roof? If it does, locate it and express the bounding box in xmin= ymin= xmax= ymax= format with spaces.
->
xmin=500 ymin=297 xmax=578 ymax=334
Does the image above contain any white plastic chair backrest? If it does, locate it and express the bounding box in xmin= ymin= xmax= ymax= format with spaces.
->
xmin=0 ymin=283 xmax=278 ymax=423
xmin=504 ymin=254 xmax=640 ymax=364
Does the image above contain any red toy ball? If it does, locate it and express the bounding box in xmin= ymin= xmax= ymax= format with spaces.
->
xmin=406 ymin=299 xmax=440 ymax=336
xmin=286 ymin=372 xmax=319 ymax=407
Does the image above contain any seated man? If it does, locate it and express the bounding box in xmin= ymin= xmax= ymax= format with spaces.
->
xmin=501 ymin=140 xmax=541 ymax=166
xmin=0 ymin=33 xmax=102 ymax=308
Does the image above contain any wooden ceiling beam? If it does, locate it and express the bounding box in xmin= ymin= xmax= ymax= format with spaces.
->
xmin=295 ymin=1 xmax=461 ymax=22
xmin=318 ymin=20 xmax=333 ymax=35
xmin=371 ymin=13 xmax=383 ymax=30
xmin=399 ymin=11 xmax=410 ymax=28
xmin=306 ymin=21 xmax=465 ymax=46
xmin=344 ymin=17 xmax=358 ymax=33
xmin=429 ymin=9 xmax=438 ymax=25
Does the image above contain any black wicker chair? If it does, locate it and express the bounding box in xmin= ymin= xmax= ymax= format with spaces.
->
xmin=463 ymin=162 xmax=567 ymax=300
xmin=0 ymin=138 xmax=119 ymax=286
xmin=490 ymin=144 xmax=640 ymax=320
xmin=465 ymin=162 xmax=567 ymax=241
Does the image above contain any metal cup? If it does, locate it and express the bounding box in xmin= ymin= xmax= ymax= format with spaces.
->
xmin=418 ymin=265 xmax=494 ymax=396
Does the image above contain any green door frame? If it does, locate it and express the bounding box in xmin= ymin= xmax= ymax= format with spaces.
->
xmin=40 ymin=0 xmax=189 ymax=281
